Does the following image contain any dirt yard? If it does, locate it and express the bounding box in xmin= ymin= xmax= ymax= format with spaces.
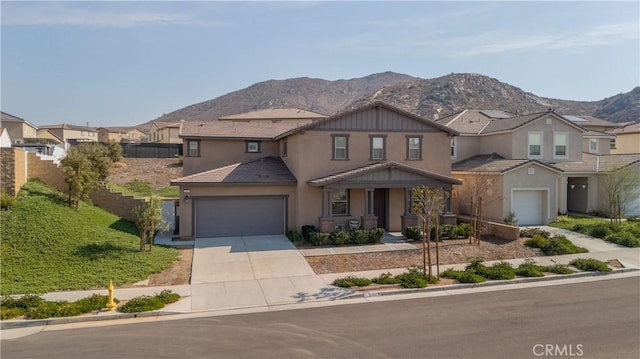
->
xmin=108 ymin=157 xmax=183 ymax=189
xmin=147 ymin=247 xmax=193 ymax=286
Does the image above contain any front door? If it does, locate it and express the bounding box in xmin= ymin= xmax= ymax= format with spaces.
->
xmin=374 ymin=189 xmax=388 ymax=229
xmin=567 ymin=177 xmax=588 ymax=213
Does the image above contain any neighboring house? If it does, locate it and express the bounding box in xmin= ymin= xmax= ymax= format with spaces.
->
xmin=36 ymin=129 xmax=65 ymax=145
xmin=0 ymin=128 xmax=13 ymax=148
xmin=608 ymin=122 xmax=640 ymax=154
xmin=438 ymin=109 xmax=640 ymax=224
xmin=172 ymin=101 xmax=461 ymax=239
xmin=37 ymin=124 xmax=97 ymax=144
xmin=148 ymin=121 xmax=181 ymax=144
xmin=0 ymin=111 xmax=39 ymax=145
xmin=218 ymin=108 xmax=328 ymax=125
xmin=563 ymin=115 xmax=619 ymax=155
xmin=97 ymin=126 xmax=146 ymax=143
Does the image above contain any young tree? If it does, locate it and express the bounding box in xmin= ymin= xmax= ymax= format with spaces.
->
xmin=412 ymin=186 xmax=445 ymax=278
xmin=601 ymin=165 xmax=640 ymax=225
xmin=459 ymin=171 xmax=502 ymax=244
xmin=105 ymin=140 xmax=123 ymax=163
xmin=132 ymin=197 xmax=168 ymax=252
xmin=60 ymin=147 xmax=98 ymax=209
xmin=77 ymin=143 xmax=112 ymax=181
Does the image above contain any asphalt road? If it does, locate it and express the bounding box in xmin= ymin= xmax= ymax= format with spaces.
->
xmin=2 ymin=277 xmax=639 ymax=359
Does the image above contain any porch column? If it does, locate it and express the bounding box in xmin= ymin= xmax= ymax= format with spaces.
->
xmin=362 ymin=188 xmax=378 ymax=230
xmin=404 ymin=187 xmax=412 ymax=215
xmin=401 ymin=186 xmax=418 ymax=231
xmin=322 ymin=188 xmax=331 ymax=216
xmin=318 ymin=188 xmax=335 ymax=233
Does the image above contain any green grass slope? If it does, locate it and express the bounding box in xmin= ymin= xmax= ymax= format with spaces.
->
xmin=0 ymin=180 xmax=179 ymax=295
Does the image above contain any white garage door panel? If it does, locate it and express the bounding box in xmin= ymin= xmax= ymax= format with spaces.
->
xmin=195 ymin=196 xmax=285 ymax=238
xmin=627 ymin=197 xmax=640 ymax=217
xmin=513 ymin=190 xmax=544 ymax=226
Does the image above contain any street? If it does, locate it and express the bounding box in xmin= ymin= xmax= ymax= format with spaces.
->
xmin=2 ymin=277 xmax=639 ymax=359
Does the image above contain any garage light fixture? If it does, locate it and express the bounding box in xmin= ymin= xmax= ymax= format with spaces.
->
xmin=184 ymin=195 xmax=191 ymax=204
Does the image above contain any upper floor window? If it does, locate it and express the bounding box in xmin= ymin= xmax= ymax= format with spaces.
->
xmin=553 ymin=132 xmax=568 ymax=159
xmin=407 ymin=136 xmax=422 ymax=160
xmin=331 ymin=189 xmax=349 ymax=216
xmin=370 ymin=135 xmax=386 ymax=160
xmin=451 ymin=137 xmax=457 ymax=160
xmin=246 ymin=141 xmax=260 ymax=153
xmin=528 ymin=132 xmax=543 ymax=159
xmin=332 ymin=135 xmax=349 ymax=160
xmin=589 ymin=139 xmax=598 ymax=153
xmin=187 ymin=140 xmax=200 ymax=157
xmin=610 ymin=139 xmax=616 ymax=150
xmin=282 ymin=139 xmax=288 ymax=157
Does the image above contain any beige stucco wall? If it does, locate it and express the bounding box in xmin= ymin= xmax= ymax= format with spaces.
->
xmin=176 ymin=185 xmax=297 ymax=239
xmin=510 ymin=117 xmax=583 ymax=161
xmin=502 ymin=164 xmax=559 ymax=224
xmin=452 ymin=172 xmax=504 ymax=223
xmin=610 ymin=134 xmax=640 ymax=154
xmin=182 ymin=139 xmax=280 ymax=175
xmin=4 ymin=122 xmax=37 ymax=142
xmin=454 ymin=136 xmax=481 ymax=162
xmin=582 ymin=138 xmax=612 ymax=155
xmin=479 ymin=133 xmax=513 ymax=159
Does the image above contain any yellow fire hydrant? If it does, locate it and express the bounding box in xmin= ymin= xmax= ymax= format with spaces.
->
xmin=106 ymin=279 xmax=116 ymax=311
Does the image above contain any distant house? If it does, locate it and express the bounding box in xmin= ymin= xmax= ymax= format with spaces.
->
xmin=0 ymin=128 xmax=13 ymax=148
xmin=218 ymin=108 xmax=328 ymax=125
xmin=563 ymin=115 xmax=618 ymax=155
xmin=608 ymin=122 xmax=640 ymax=154
xmin=148 ymin=121 xmax=181 ymax=144
xmin=37 ymin=124 xmax=97 ymax=144
xmin=97 ymin=126 xmax=146 ymax=143
xmin=36 ymin=129 xmax=65 ymax=145
xmin=0 ymin=111 xmax=39 ymax=145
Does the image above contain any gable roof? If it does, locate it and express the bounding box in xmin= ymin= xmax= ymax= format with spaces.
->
xmin=434 ymin=109 xmax=515 ymax=134
xmin=38 ymin=123 xmax=97 ymax=131
xmin=563 ymin=115 xmax=620 ymax=128
xmin=479 ymin=111 xmax=587 ymax=135
xmin=608 ymin=121 xmax=640 ymax=135
xmin=180 ymin=120 xmax=302 ymax=139
xmin=308 ymin=161 xmax=462 ymax=187
xmin=583 ymin=130 xmax=615 ymax=139
xmin=452 ymin=153 xmax=563 ymax=174
xmin=1 ymin=111 xmax=39 ymax=130
xmin=277 ymin=101 xmax=459 ymax=139
xmin=36 ymin=129 xmax=64 ymax=143
xmin=553 ymin=153 xmax=640 ymax=173
xmin=97 ymin=126 xmax=144 ymax=133
xmin=170 ymin=156 xmax=296 ymax=186
xmin=219 ymin=108 xmax=328 ymax=121
xmin=152 ymin=121 xmax=181 ymax=130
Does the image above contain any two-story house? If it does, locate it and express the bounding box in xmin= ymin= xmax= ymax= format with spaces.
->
xmin=438 ymin=110 xmax=640 ymax=224
xmin=0 ymin=112 xmax=39 ymax=145
xmin=97 ymin=126 xmax=146 ymax=143
xmin=148 ymin=121 xmax=181 ymax=144
xmin=608 ymin=122 xmax=640 ymax=154
xmin=562 ymin=115 xmax=618 ymax=155
xmin=171 ymin=101 xmax=461 ymax=239
xmin=37 ymin=124 xmax=97 ymax=144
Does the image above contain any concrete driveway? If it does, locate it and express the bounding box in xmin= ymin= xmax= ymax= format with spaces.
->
xmin=186 ymin=235 xmax=350 ymax=312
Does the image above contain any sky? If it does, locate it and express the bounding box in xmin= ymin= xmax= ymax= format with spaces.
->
xmin=1 ymin=1 xmax=639 ymax=128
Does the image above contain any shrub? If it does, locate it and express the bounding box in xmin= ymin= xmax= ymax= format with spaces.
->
xmin=589 ymin=223 xmax=613 ymax=238
xmin=546 ymin=264 xmax=575 ymax=275
xmin=525 ymin=234 xmax=550 ymax=249
xmin=73 ymin=294 xmax=110 ymax=313
xmin=604 ymin=232 xmax=640 ymax=248
xmin=368 ymin=228 xmax=385 ymax=243
xmin=156 ymin=289 xmax=181 ymax=304
xmin=330 ymin=230 xmax=349 ymax=245
xmin=440 ymin=225 xmax=456 ymax=239
xmin=1 ymin=191 xmax=17 ymax=210
xmin=332 ymin=275 xmax=372 ymax=287
xmin=570 ymin=258 xmax=612 ymax=272
xmin=455 ymin=223 xmax=472 ymax=238
xmin=308 ymin=232 xmax=327 ymax=246
xmin=457 ymin=272 xmax=486 ymax=283
xmin=464 ymin=258 xmax=491 ymax=277
xmin=441 ymin=268 xmax=463 ymax=280
xmin=371 ymin=272 xmax=401 ymax=285
xmin=286 ymin=230 xmax=303 ymax=243
xmin=301 ymin=225 xmax=318 ymax=241
xmin=504 ymin=211 xmax=518 ymax=226
xmin=118 ymin=295 xmax=165 ymax=313
xmin=555 ymin=215 xmax=571 ymax=223
xmin=349 ymin=229 xmax=369 ymax=245
xmin=485 ymin=261 xmax=516 ymax=280
xmin=1 ymin=294 xmax=44 ymax=310
xmin=520 ymin=228 xmax=551 ymax=238
xmin=1 ymin=307 xmax=25 ymax=320
xmin=26 ymin=301 xmax=82 ymax=319
xmin=627 ymin=216 xmax=640 ymax=222
xmin=403 ymin=226 xmax=422 ymax=241
xmin=541 ymin=235 xmax=588 ymax=255
xmin=395 ymin=266 xmax=437 ymax=288
xmin=515 ymin=260 xmax=546 ymax=277
xmin=572 ymin=223 xmax=586 ymax=232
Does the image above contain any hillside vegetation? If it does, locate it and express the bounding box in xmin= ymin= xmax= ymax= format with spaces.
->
xmin=0 ymin=180 xmax=179 ymax=295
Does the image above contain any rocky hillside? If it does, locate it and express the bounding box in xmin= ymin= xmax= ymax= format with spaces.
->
xmin=144 ymin=72 xmax=638 ymax=126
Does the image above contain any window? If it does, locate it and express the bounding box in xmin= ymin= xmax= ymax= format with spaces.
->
xmin=451 ymin=137 xmax=457 ymax=160
xmin=246 ymin=141 xmax=260 ymax=153
xmin=370 ymin=135 xmax=386 ymax=160
xmin=554 ymin=132 xmax=568 ymax=158
xmin=332 ymin=135 xmax=349 ymax=160
xmin=610 ymin=139 xmax=616 ymax=149
xmin=528 ymin=132 xmax=543 ymax=158
xmin=187 ymin=140 xmax=200 ymax=157
xmin=330 ymin=189 xmax=349 ymax=216
xmin=282 ymin=139 xmax=288 ymax=157
xmin=589 ymin=139 xmax=598 ymax=153
xmin=407 ymin=136 xmax=422 ymax=160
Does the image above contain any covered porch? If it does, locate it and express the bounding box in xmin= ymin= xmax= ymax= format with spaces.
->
xmin=307 ymin=161 xmax=462 ymax=233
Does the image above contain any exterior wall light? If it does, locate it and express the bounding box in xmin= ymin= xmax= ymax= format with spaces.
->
xmin=184 ymin=195 xmax=191 ymax=204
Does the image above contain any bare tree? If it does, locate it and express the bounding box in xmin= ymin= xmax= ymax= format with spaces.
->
xmin=458 ymin=171 xmax=502 ymax=244
xmin=412 ymin=186 xmax=445 ymax=278
xmin=601 ymin=165 xmax=640 ymax=225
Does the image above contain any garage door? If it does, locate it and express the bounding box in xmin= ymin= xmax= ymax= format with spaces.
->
xmin=626 ymin=196 xmax=640 ymax=217
xmin=513 ymin=190 xmax=544 ymax=225
xmin=195 ymin=196 xmax=286 ymax=238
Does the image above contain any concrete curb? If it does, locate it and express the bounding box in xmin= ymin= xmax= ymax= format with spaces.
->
xmin=3 ymin=268 xmax=637 ymax=330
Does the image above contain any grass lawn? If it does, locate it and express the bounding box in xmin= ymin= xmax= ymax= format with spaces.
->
xmin=551 ymin=216 xmax=640 ymax=247
xmin=0 ymin=180 xmax=179 ymax=295
xmin=108 ymin=180 xmax=179 ymax=199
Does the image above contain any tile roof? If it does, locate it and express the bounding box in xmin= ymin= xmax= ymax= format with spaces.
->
xmin=1 ymin=111 xmax=39 ymax=129
xmin=219 ymin=108 xmax=328 ymax=120
xmin=452 ymin=153 xmax=562 ymax=173
xmin=38 ymin=124 xmax=97 ymax=131
xmin=480 ymin=112 xmax=549 ymax=134
xmin=180 ymin=120 xmax=302 ymax=139
xmin=307 ymin=161 xmax=462 ymax=187
xmin=553 ymin=153 xmax=640 ymax=173
xmin=171 ymin=156 xmax=296 ymax=185
xmin=435 ymin=110 xmax=517 ymax=134
xmin=608 ymin=122 xmax=640 ymax=135
xmin=583 ymin=130 xmax=615 ymax=139
xmin=153 ymin=121 xmax=181 ymax=129
xmin=565 ymin=115 xmax=621 ymax=128
xmin=97 ymin=126 xmax=141 ymax=133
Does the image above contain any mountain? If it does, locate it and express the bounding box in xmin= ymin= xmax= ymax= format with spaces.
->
xmin=144 ymin=72 xmax=638 ymax=127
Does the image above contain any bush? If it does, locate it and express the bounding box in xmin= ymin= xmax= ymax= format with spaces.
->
xmin=570 ymin=258 xmax=612 ymax=272
xmin=403 ymin=226 xmax=422 ymax=241
xmin=156 ymin=289 xmax=180 ymax=304
xmin=525 ymin=234 xmax=549 ymax=249
xmin=118 ymin=295 xmax=165 ymax=313
xmin=455 ymin=223 xmax=472 ymax=238
xmin=572 ymin=223 xmax=586 ymax=232
xmin=520 ymin=228 xmax=551 ymax=238
xmin=604 ymin=232 xmax=640 ymax=248
xmin=504 ymin=211 xmax=518 ymax=226
xmin=555 ymin=215 xmax=571 ymax=223
xmin=301 ymin=225 xmax=318 ymax=241
xmin=464 ymin=258 xmax=491 ymax=277
xmin=1 ymin=191 xmax=17 ymax=210
xmin=515 ymin=260 xmax=546 ymax=277
xmin=73 ymin=294 xmax=110 ymax=313
xmin=332 ymin=275 xmax=372 ymax=287
xmin=371 ymin=272 xmax=401 ymax=285
xmin=589 ymin=224 xmax=613 ymax=238
xmin=308 ymin=232 xmax=327 ymax=246
xmin=457 ymin=272 xmax=486 ymax=283
xmin=394 ymin=266 xmax=437 ymax=288
xmin=330 ymin=230 xmax=349 ymax=245
xmin=349 ymin=229 xmax=369 ymax=245
xmin=546 ymin=264 xmax=575 ymax=275
xmin=1 ymin=294 xmax=44 ymax=310
xmin=368 ymin=228 xmax=385 ymax=243
xmin=25 ymin=301 xmax=83 ymax=319
xmin=440 ymin=225 xmax=456 ymax=239
xmin=485 ymin=261 xmax=516 ymax=280
xmin=541 ymin=235 xmax=588 ymax=255
xmin=286 ymin=230 xmax=303 ymax=243
xmin=1 ymin=307 xmax=25 ymax=320
xmin=441 ymin=268 xmax=463 ymax=280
